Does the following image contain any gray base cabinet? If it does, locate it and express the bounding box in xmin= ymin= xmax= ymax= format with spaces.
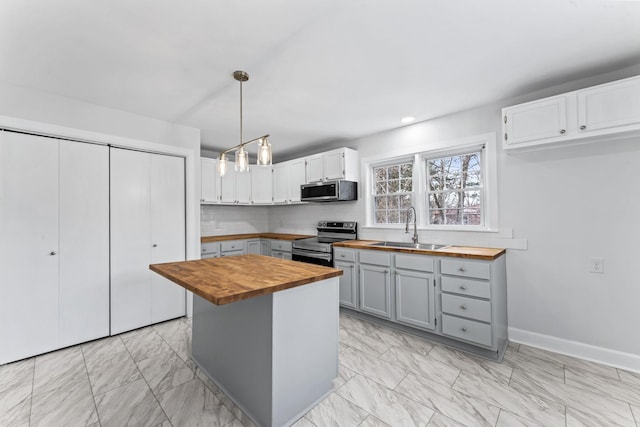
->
xmin=335 ymin=247 xmax=508 ymax=360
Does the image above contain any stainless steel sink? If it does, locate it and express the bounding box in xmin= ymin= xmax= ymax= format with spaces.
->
xmin=371 ymin=241 xmax=450 ymax=250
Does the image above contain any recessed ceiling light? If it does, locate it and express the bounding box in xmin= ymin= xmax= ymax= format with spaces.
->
xmin=401 ymin=116 xmax=415 ymax=124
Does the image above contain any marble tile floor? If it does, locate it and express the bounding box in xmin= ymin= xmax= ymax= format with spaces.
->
xmin=1 ymin=312 xmax=639 ymax=426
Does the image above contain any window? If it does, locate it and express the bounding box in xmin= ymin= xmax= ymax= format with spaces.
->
xmin=372 ymin=161 xmax=413 ymax=224
xmin=426 ymin=150 xmax=483 ymax=225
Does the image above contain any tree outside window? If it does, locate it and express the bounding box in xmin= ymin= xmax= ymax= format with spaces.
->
xmin=426 ymin=151 xmax=483 ymax=225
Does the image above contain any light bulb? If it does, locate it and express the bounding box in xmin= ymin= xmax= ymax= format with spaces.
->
xmin=236 ymin=146 xmax=248 ymax=172
xmin=219 ymin=153 xmax=227 ymax=176
xmin=257 ymin=138 xmax=272 ymax=166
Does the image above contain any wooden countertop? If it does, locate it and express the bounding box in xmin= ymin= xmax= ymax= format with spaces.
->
xmin=150 ymin=254 xmax=342 ymax=305
xmin=333 ymin=240 xmax=505 ymax=260
xmin=201 ymin=233 xmax=313 ymax=243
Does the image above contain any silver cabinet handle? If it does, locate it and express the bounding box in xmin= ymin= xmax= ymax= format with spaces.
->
xmin=340 ymin=254 xmax=346 ymax=258
xmin=559 ymin=129 xmax=566 ymax=134
xmin=459 ymin=285 xmax=467 ymax=290
xmin=461 ymin=327 xmax=468 ymax=332
xmin=460 ymin=304 xmax=467 ymax=310
xmin=459 ymin=267 xmax=466 ymax=272
xmin=580 ymin=125 xmax=587 ymax=130
xmin=152 ymin=244 xmax=158 ymax=247
xmin=49 ymin=251 xmax=56 ymax=256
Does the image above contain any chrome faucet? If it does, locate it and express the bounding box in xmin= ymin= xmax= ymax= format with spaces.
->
xmin=405 ymin=207 xmax=418 ymax=245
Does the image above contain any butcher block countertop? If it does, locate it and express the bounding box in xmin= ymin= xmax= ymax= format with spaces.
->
xmin=150 ymin=254 xmax=342 ymax=305
xmin=201 ymin=233 xmax=313 ymax=243
xmin=333 ymin=240 xmax=505 ymax=260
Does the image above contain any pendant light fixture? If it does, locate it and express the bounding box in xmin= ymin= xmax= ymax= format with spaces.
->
xmin=218 ymin=70 xmax=272 ymax=176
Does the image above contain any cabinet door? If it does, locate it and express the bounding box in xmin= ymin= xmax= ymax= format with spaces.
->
xmin=236 ymin=169 xmax=251 ymax=204
xmin=288 ymin=158 xmax=307 ymax=202
xmin=150 ymin=154 xmax=186 ymax=324
xmin=201 ymin=158 xmax=219 ymax=203
xmin=359 ymin=264 xmax=391 ymax=319
xmin=58 ymin=141 xmax=110 ymax=347
xmin=250 ymin=166 xmax=272 ymax=204
xmin=0 ymin=131 xmax=59 ymax=364
xmin=246 ymin=240 xmax=261 ymax=254
xmin=306 ymin=154 xmax=323 ymax=183
xmin=324 ymin=149 xmax=344 ymax=181
xmin=504 ymin=95 xmax=568 ymax=145
xmin=220 ymin=163 xmax=236 ymax=203
xmin=335 ymin=261 xmax=357 ymax=309
xmin=578 ymin=76 xmax=640 ymax=132
xmin=110 ymin=148 xmax=152 ymax=334
xmin=395 ymin=270 xmax=435 ymax=331
xmin=272 ymin=163 xmax=289 ymax=203
xmin=260 ymin=240 xmax=270 ymax=255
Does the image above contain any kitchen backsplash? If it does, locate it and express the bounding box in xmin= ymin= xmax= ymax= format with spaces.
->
xmin=200 ymin=205 xmax=270 ymax=236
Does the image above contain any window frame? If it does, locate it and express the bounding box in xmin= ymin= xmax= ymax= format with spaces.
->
xmin=370 ymin=157 xmax=416 ymax=226
xmin=363 ymin=132 xmax=498 ymax=232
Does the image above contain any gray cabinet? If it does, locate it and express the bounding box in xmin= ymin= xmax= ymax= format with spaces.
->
xmin=201 ymin=242 xmax=220 ymax=259
xmin=335 ymin=248 xmax=357 ymax=309
xmin=270 ymin=240 xmax=292 ymax=260
xmin=395 ymin=269 xmax=435 ymax=331
xmin=246 ymin=239 xmax=261 ymax=255
xmin=359 ymin=250 xmax=392 ymax=319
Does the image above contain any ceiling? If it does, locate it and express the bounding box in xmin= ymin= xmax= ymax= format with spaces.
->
xmin=1 ymin=0 xmax=640 ymax=159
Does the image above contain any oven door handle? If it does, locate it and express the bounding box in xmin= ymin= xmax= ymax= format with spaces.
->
xmin=292 ymin=250 xmax=332 ymax=262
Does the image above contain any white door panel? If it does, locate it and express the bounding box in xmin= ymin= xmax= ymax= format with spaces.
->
xmin=110 ymin=148 xmax=152 ymax=334
xmin=0 ymin=131 xmax=59 ymax=363
xmin=150 ymin=154 xmax=186 ymax=323
xmin=59 ymin=141 xmax=110 ymax=346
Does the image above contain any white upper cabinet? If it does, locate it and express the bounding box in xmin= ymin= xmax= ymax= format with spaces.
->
xmin=577 ymin=75 xmax=640 ymax=133
xmin=220 ymin=162 xmax=237 ymax=203
xmin=201 ymin=158 xmax=220 ymax=203
xmin=236 ymin=168 xmax=251 ymax=204
xmin=250 ymin=165 xmax=272 ymax=204
xmin=306 ymin=148 xmax=359 ymax=183
xmin=503 ymin=74 xmax=640 ymax=150
xmin=503 ymin=95 xmax=568 ymax=145
xmin=273 ymin=158 xmax=307 ymax=204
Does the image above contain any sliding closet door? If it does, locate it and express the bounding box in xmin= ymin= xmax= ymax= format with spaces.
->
xmin=58 ymin=141 xmax=110 ymax=346
xmin=150 ymin=154 xmax=186 ymax=323
xmin=0 ymin=131 xmax=59 ymax=364
xmin=110 ymin=148 xmax=152 ymax=334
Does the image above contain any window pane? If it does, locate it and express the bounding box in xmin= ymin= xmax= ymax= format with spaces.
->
xmin=426 ymin=149 xmax=483 ymax=226
xmin=375 ymin=211 xmax=387 ymax=223
xmin=375 ymin=182 xmax=386 ymax=195
xmin=375 ymin=196 xmax=387 ymax=210
xmin=388 ymin=195 xmax=399 ymax=210
xmin=400 ymin=178 xmax=412 ymax=192
xmin=388 ymin=210 xmax=399 ymax=223
xmin=400 ymin=163 xmax=413 ymax=178
xmin=388 ymin=179 xmax=399 ymax=193
xmin=400 ymin=194 xmax=412 ymax=209
xmin=375 ymin=167 xmax=387 ymax=182
xmin=388 ymin=165 xmax=399 ymax=180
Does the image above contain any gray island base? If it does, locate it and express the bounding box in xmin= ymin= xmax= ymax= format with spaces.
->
xmin=192 ymin=277 xmax=339 ymax=427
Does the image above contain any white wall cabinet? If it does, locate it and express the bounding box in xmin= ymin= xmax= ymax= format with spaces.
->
xmin=0 ymin=132 xmax=109 ymax=364
xmin=503 ymin=74 xmax=640 ymax=150
xmin=250 ymin=165 xmax=273 ymax=204
xmin=201 ymin=158 xmax=220 ymax=203
xmin=305 ymin=148 xmax=358 ymax=183
xmin=111 ymin=148 xmax=186 ymax=335
xmin=273 ymin=158 xmax=307 ymax=204
xmin=219 ymin=161 xmax=252 ymax=204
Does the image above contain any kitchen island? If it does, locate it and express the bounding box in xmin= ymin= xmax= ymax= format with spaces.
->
xmin=150 ymin=254 xmax=343 ymax=427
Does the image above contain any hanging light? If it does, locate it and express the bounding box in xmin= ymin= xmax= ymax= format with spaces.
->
xmin=219 ymin=70 xmax=272 ymax=175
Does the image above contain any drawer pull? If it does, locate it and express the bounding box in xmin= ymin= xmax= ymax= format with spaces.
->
xmin=459 ymin=285 xmax=467 ymax=290
xmin=341 ymin=254 xmax=346 ymax=257
xmin=460 ymin=304 xmax=467 ymax=310
xmin=459 ymin=267 xmax=466 ymax=272
xmin=461 ymin=327 xmax=468 ymax=332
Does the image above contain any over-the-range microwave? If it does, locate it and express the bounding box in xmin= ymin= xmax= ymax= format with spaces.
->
xmin=300 ymin=180 xmax=358 ymax=202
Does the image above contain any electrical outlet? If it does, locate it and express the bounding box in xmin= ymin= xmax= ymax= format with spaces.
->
xmin=589 ymin=257 xmax=604 ymax=274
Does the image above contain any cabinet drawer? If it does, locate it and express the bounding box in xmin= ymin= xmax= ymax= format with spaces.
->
xmin=334 ymin=248 xmax=356 ymax=263
xmin=441 ymin=276 xmax=490 ymax=299
xmin=221 ymin=240 xmax=244 ymax=252
xmin=201 ymin=242 xmax=220 ymax=255
xmin=359 ymin=250 xmax=391 ymax=267
xmin=442 ymin=314 xmax=493 ymax=347
xmin=271 ymin=240 xmax=292 ymax=252
xmin=441 ymin=258 xmax=490 ymax=280
xmin=220 ymin=250 xmax=244 ymax=257
xmin=441 ymin=294 xmax=491 ymax=323
xmin=395 ymin=254 xmax=434 ymax=272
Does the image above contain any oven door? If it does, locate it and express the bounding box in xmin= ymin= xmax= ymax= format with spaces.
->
xmin=292 ymin=249 xmax=333 ymax=267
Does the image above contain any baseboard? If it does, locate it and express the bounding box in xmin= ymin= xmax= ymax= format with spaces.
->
xmin=508 ymin=327 xmax=640 ymax=374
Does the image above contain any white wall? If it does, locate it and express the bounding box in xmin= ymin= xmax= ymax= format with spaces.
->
xmin=201 ymin=205 xmax=269 ymax=236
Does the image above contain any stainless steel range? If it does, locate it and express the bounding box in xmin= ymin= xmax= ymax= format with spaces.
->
xmin=292 ymin=221 xmax=357 ymax=267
